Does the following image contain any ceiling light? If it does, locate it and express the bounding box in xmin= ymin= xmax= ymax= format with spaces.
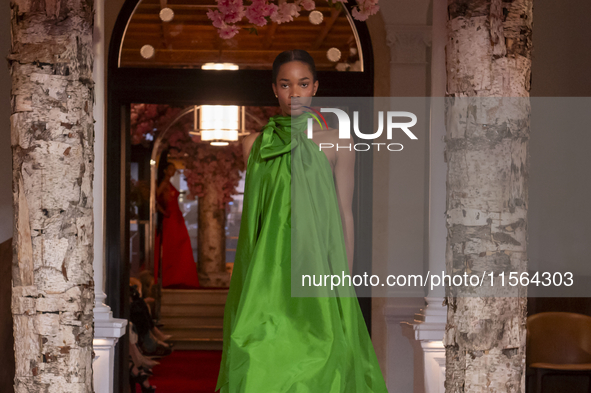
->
xmin=189 ymin=105 xmax=246 ymax=146
xmin=327 ymin=47 xmax=341 ymax=62
xmin=201 ymin=63 xmax=239 ymax=70
xmin=309 ymin=10 xmax=323 ymax=25
xmin=140 ymin=45 xmax=155 ymax=59
xmin=159 ymin=7 xmax=174 ymax=22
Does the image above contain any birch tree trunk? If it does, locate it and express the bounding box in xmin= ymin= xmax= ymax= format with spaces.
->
xmin=9 ymin=0 xmax=95 ymax=392
xmin=197 ymin=182 xmax=228 ymax=287
xmin=443 ymin=0 xmax=532 ymax=391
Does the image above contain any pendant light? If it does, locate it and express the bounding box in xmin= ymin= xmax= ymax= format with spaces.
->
xmin=190 ymin=63 xmax=245 ymax=146
xmin=189 ymin=105 xmax=246 ymax=146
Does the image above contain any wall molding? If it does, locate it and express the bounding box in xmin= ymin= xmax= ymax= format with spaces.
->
xmin=386 ymin=24 xmax=433 ymax=65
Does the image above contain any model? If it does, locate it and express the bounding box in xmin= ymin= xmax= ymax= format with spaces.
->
xmin=216 ymin=50 xmax=388 ymax=392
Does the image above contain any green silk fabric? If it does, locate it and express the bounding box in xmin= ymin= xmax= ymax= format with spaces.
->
xmin=216 ymin=112 xmax=388 ymax=392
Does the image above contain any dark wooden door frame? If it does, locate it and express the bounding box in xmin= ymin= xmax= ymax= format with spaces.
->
xmin=107 ymin=1 xmax=374 ymax=391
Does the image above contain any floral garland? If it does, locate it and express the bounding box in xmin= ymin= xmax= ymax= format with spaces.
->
xmin=207 ymin=0 xmax=379 ymax=39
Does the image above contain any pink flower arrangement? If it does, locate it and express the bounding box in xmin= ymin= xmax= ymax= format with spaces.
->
xmin=207 ymin=0 xmax=379 ymax=38
xmin=130 ymin=104 xmax=185 ymax=146
xmin=351 ymin=0 xmax=379 ymax=21
xmin=245 ymin=0 xmax=278 ymax=26
xmin=206 ymin=0 xmax=246 ymax=39
xmin=182 ymin=141 xmax=245 ymax=210
xmin=270 ymin=2 xmax=301 ymax=23
xmin=300 ymin=0 xmax=316 ymax=11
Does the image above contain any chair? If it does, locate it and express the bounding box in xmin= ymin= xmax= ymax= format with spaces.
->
xmin=527 ymin=312 xmax=591 ymax=393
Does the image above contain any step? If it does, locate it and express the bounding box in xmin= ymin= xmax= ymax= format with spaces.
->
xmin=159 ymin=315 xmax=224 ymax=328
xmin=169 ymin=338 xmax=223 ymax=351
xmin=158 ymin=288 xmax=228 ymax=348
xmin=161 ymin=289 xmax=228 ymax=305
xmin=159 ymin=304 xmax=226 ymax=317
xmin=161 ymin=325 xmax=224 ymax=340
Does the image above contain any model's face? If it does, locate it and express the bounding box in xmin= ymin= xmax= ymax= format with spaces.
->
xmin=272 ymin=61 xmax=319 ymax=117
xmin=165 ymin=165 xmax=176 ymax=177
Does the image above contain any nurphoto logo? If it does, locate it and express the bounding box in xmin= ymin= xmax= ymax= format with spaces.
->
xmin=305 ymin=108 xmax=418 ymax=152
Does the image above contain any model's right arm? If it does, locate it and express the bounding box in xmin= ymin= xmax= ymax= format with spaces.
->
xmin=242 ymin=132 xmax=261 ymax=168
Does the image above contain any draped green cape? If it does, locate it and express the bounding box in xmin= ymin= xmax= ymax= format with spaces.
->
xmin=216 ymin=112 xmax=388 ymax=393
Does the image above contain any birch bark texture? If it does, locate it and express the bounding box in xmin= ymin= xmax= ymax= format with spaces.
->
xmin=9 ymin=0 xmax=95 ymax=392
xmin=197 ymin=182 xmax=228 ymax=287
xmin=443 ymin=0 xmax=532 ymax=392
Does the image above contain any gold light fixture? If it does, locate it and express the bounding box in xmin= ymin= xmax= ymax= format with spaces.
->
xmin=189 ymin=105 xmax=247 ymax=146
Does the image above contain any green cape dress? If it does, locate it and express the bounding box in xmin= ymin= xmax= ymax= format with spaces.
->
xmin=215 ymin=111 xmax=388 ymax=393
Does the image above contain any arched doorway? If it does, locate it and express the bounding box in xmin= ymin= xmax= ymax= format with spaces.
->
xmin=106 ymin=1 xmax=375 ymax=390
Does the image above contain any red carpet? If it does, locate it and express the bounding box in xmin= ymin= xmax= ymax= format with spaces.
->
xmin=142 ymin=350 xmax=223 ymax=393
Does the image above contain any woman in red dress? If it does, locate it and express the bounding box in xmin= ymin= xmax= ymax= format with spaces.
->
xmin=154 ymin=163 xmax=200 ymax=289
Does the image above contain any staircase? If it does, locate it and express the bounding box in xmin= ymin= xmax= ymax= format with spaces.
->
xmin=159 ymin=289 xmax=228 ymax=350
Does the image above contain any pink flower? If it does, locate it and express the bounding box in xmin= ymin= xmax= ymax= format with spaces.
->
xmin=245 ymin=0 xmax=278 ymax=26
xmin=352 ymin=0 xmax=379 ymax=21
xmin=207 ymin=0 xmax=245 ymax=38
xmin=219 ymin=24 xmax=240 ymax=38
xmin=209 ymin=0 xmax=381 ymax=39
xmin=351 ymin=7 xmax=369 ymax=21
xmin=270 ymin=2 xmax=300 ymax=24
xmin=206 ymin=9 xmax=226 ymax=28
xmin=297 ymin=0 xmax=315 ymax=11
xmin=217 ymin=0 xmax=246 ymax=23
xmin=145 ymin=104 xmax=158 ymax=118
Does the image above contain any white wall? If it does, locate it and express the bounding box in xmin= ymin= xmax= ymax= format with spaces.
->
xmin=0 ymin=1 xmax=12 ymax=243
xmin=528 ymin=0 xmax=591 ymax=280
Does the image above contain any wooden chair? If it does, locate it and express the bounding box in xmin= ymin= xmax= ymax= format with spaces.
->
xmin=527 ymin=312 xmax=591 ymax=393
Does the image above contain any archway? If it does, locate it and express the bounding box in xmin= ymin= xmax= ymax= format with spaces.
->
xmin=106 ymin=0 xmax=375 ymax=390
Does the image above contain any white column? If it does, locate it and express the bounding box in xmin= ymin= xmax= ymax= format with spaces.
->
xmin=386 ymin=24 xmax=432 ymax=97
xmin=92 ymin=0 xmax=127 ymax=392
xmin=383 ymin=298 xmax=426 ymax=393
xmin=382 ymin=22 xmax=433 ymax=392
xmin=413 ymin=1 xmax=448 ymax=392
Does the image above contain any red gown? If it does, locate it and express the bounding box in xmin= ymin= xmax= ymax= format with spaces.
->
xmin=154 ymin=182 xmax=200 ymax=289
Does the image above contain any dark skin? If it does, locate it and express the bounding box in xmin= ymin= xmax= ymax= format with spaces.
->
xmin=240 ymin=60 xmax=356 ymax=271
xmin=156 ymin=163 xmax=177 ymax=218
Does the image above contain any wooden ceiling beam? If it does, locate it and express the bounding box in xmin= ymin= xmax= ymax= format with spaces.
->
xmin=136 ymin=4 xmax=338 ymax=12
xmin=263 ymin=22 xmax=278 ymax=49
xmin=123 ymin=38 xmax=354 ymax=53
xmin=124 ymin=25 xmax=352 ymax=39
xmin=159 ymin=0 xmax=172 ymax=49
xmin=120 ymin=48 xmax=345 ymax=69
xmin=310 ymin=8 xmax=340 ymax=50
xmin=122 ymin=3 xmax=355 ymax=67
xmin=120 ymin=61 xmax=341 ymax=70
